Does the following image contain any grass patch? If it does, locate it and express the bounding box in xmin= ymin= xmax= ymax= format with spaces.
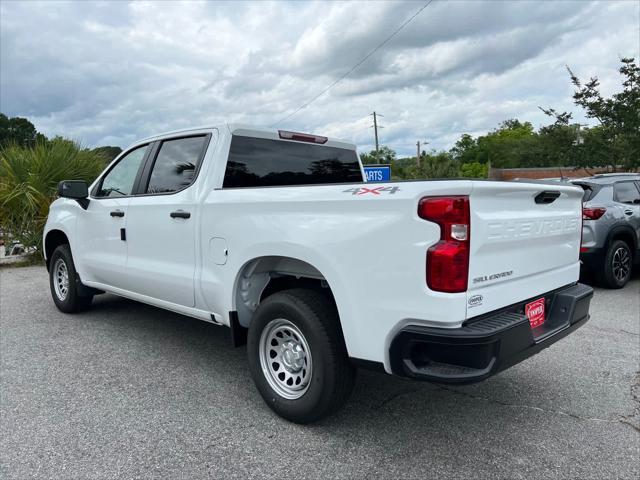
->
xmin=0 ymin=252 xmax=44 ymax=269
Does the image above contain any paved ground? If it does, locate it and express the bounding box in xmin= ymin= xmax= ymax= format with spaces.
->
xmin=1 ymin=266 xmax=638 ymax=479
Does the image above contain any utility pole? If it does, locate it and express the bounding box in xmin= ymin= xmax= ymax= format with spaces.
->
xmin=370 ymin=112 xmax=383 ymax=162
xmin=416 ymin=140 xmax=428 ymax=167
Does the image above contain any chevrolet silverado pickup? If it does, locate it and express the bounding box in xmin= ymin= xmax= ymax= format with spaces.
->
xmin=44 ymin=125 xmax=594 ymax=423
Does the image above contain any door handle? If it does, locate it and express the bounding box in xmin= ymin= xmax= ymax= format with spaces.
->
xmin=170 ymin=210 xmax=191 ymax=219
xmin=110 ymin=210 xmax=125 ymax=217
xmin=624 ymin=210 xmax=633 ymax=216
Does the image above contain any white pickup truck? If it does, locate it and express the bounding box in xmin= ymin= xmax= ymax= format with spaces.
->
xmin=44 ymin=125 xmax=593 ymax=423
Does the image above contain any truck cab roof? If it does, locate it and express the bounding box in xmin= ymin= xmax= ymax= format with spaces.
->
xmin=137 ymin=124 xmax=357 ymax=151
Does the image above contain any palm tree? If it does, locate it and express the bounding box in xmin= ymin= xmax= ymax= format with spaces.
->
xmin=0 ymin=138 xmax=105 ymax=251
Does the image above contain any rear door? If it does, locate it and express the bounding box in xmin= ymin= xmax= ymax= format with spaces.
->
xmin=122 ymin=134 xmax=212 ymax=307
xmin=466 ymin=181 xmax=583 ymax=317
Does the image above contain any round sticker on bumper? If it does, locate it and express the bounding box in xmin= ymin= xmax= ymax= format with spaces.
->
xmin=468 ymin=294 xmax=483 ymax=307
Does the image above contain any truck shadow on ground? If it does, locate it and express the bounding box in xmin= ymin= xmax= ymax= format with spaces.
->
xmin=84 ymin=275 xmax=638 ymax=441
xmin=580 ymin=263 xmax=640 ymax=287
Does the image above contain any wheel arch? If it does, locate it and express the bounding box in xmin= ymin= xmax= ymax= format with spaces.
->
xmin=44 ymin=229 xmax=70 ymax=270
xmin=606 ymin=224 xmax=637 ymax=257
xmin=232 ymin=255 xmax=339 ymax=329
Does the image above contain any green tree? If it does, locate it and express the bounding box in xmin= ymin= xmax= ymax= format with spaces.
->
xmin=406 ymin=151 xmax=460 ymax=179
xmin=387 ymin=156 xmax=416 ymax=179
xmin=0 ymin=113 xmax=41 ymax=147
xmin=447 ymin=120 xmax=539 ymax=170
xmin=543 ymin=57 xmax=639 ymax=170
xmin=450 ymin=134 xmax=481 ymax=164
xmin=0 ymin=138 xmax=104 ymax=250
xmin=476 ymin=120 xmax=540 ymax=168
xmin=360 ymin=146 xmax=397 ymax=164
xmin=91 ymin=146 xmax=123 ymax=163
xmin=460 ymin=161 xmax=488 ymax=178
xmin=578 ymin=125 xmax=616 ymax=171
xmin=536 ymin=110 xmax=582 ymax=167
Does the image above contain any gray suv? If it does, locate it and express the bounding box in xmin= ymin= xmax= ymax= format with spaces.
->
xmin=572 ymin=174 xmax=640 ymax=288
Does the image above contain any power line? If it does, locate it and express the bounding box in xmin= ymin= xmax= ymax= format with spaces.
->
xmin=270 ymin=0 xmax=436 ymax=127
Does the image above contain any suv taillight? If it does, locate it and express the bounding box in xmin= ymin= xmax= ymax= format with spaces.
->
xmin=582 ymin=207 xmax=606 ymax=220
xmin=418 ymin=196 xmax=470 ymax=293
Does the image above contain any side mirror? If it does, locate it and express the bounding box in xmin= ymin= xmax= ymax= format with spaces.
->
xmin=58 ymin=180 xmax=88 ymax=199
xmin=57 ymin=180 xmax=89 ymax=209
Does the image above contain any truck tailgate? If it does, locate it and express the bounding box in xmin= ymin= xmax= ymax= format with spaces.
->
xmin=466 ymin=181 xmax=583 ymax=318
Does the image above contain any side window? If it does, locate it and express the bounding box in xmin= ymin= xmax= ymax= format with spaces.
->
xmin=95 ymin=145 xmax=148 ymax=198
xmin=146 ymin=136 xmax=207 ymax=194
xmin=614 ymin=181 xmax=640 ymax=204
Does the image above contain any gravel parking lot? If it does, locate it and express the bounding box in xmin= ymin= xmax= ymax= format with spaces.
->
xmin=1 ymin=266 xmax=638 ymax=479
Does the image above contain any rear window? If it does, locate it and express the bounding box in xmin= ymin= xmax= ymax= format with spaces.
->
xmin=223 ymin=136 xmax=363 ymax=188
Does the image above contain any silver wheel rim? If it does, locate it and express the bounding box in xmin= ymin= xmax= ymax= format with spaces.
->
xmin=612 ymin=246 xmax=631 ymax=282
xmin=259 ymin=318 xmax=312 ymax=400
xmin=53 ymin=258 xmax=69 ymax=301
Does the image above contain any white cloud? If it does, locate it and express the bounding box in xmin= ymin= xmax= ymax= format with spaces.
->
xmin=0 ymin=0 xmax=638 ymax=156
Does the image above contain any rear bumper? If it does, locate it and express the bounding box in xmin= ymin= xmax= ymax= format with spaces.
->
xmin=389 ymin=283 xmax=593 ymax=384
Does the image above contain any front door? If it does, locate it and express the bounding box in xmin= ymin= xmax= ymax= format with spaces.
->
xmin=122 ymin=134 xmax=211 ymax=307
xmin=75 ymin=144 xmax=149 ymax=286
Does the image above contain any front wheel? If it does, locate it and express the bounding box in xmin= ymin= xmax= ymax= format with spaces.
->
xmin=49 ymin=244 xmax=93 ymax=313
xmin=247 ymin=288 xmax=355 ymax=423
xmin=602 ymin=240 xmax=632 ymax=289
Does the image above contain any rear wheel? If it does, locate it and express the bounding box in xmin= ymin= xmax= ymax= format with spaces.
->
xmin=602 ymin=239 xmax=632 ymax=289
xmin=49 ymin=244 xmax=93 ymax=312
xmin=247 ymin=288 xmax=355 ymax=423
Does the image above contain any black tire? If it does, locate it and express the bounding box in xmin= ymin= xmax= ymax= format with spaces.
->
xmin=247 ymin=288 xmax=355 ymax=423
xmin=602 ymin=239 xmax=633 ymax=289
xmin=49 ymin=244 xmax=93 ymax=313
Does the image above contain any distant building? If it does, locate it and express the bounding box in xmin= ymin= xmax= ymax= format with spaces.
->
xmin=487 ymin=166 xmax=633 ymax=181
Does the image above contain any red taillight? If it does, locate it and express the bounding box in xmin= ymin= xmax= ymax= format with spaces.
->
xmin=419 ymin=196 xmax=470 ymax=293
xmin=582 ymin=207 xmax=606 ymax=220
xmin=278 ymin=130 xmax=328 ymax=144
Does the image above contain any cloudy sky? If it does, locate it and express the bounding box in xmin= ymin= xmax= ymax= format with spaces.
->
xmin=1 ymin=0 xmax=638 ymax=156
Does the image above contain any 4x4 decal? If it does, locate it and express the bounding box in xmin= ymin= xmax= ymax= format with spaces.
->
xmin=343 ymin=186 xmax=400 ymax=196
